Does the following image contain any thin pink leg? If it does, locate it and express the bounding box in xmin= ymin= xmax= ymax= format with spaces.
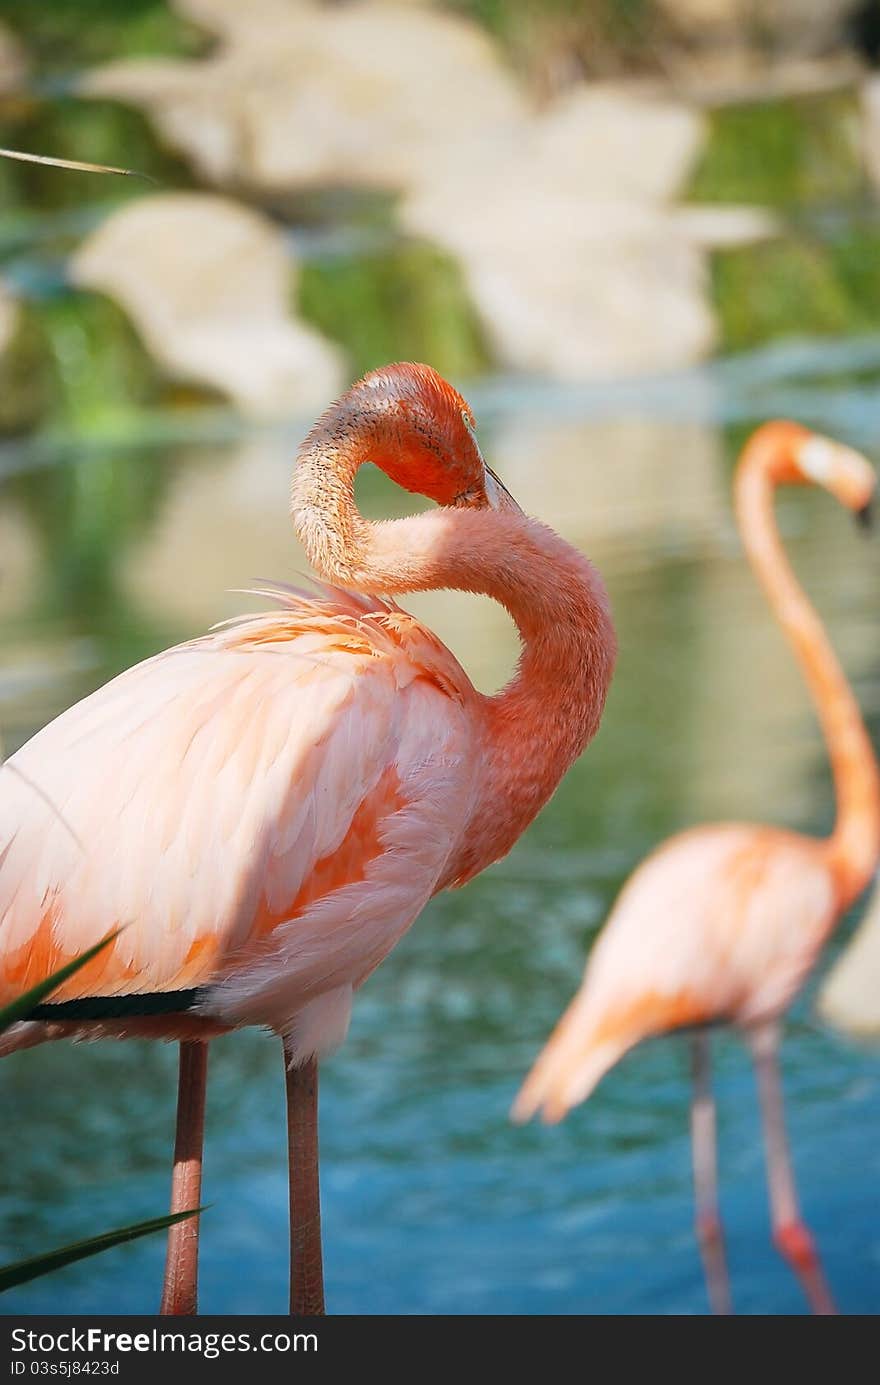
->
xmin=282 ymin=1039 xmax=325 ymax=1315
xmin=159 ymin=1040 xmax=208 ymax=1315
xmin=689 ymin=1032 xmax=733 ymax=1314
xmin=748 ymin=1022 xmax=836 ymax=1315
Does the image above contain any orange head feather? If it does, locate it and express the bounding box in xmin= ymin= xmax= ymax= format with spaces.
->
xmin=303 ymin=362 xmax=500 ymax=509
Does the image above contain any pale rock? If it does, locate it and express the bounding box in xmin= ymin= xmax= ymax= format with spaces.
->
xmin=0 ymin=20 xmax=26 ymax=95
xmin=403 ymin=90 xmax=717 ymax=378
xmin=532 ymin=86 xmax=702 ymax=204
xmin=862 ymin=76 xmax=880 ymax=192
xmin=818 ymin=885 xmax=880 ymax=1041
xmin=0 ymin=279 xmax=19 ymax=355
xmin=655 ymin=0 xmax=857 ymax=55
xmin=80 ymin=0 xmax=780 ymax=380
xmin=70 ymin=193 xmax=344 ymax=417
xmin=672 ymin=204 xmax=780 ymax=248
xmin=82 ymin=0 xmax=526 ymax=191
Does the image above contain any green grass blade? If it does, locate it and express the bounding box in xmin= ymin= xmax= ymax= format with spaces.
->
xmin=0 ymin=930 xmax=123 ymax=1034
xmin=0 ymin=148 xmax=155 ymax=181
xmin=0 ymin=1208 xmax=205 ymax=1292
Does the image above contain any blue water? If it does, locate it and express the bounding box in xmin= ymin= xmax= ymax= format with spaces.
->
xmin=1 ymin=341 xmax=879 ymax=1315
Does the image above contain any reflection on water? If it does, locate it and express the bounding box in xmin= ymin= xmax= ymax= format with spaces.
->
xmin=0 ymin=345 xmax=879 ymax=1314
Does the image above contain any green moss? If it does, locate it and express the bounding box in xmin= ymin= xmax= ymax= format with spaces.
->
xmin=0 ymin=300 xmax=54 ymax=434
xmin=689 ymin=89 xmax=866 ymax=208
xmin=0 ymin=287 xmax=222 ymax=438
xmin=0 ymin=0 xmax=207 ymax=73
xmin=11 ymin=439 xmax=176 ymax=632
xmin=298 ymin=238 xmax=491 ymax=380
xmin=444 ymin=0 xmax=663 ymax=82
xmin=711 ymin=222 xmax=880 ymax=352
xmin=35 ymin=289 xmax=164 ymax=428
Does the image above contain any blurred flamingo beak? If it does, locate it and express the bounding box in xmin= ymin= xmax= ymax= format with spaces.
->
xmin=855 ymin=500 xmax=874 ymax=532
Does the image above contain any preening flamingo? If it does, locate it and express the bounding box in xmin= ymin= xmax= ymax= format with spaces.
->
xmin=0 ymin=363 xmax=616 ymax=1315
xmin=514 ymin=422 xmax=879 ymax=1316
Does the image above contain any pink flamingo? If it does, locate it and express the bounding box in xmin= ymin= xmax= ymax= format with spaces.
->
xmin=514 ymin=421 xmax=879 ymax=1316
xmin=0 ymin=363 xmax=616 ymax=1315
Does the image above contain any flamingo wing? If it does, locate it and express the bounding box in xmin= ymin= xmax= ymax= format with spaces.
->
xmin=0 ymin=589 xmax=479 ymax=1037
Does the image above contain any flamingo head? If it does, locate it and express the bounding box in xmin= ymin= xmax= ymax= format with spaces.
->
xmin=793 ymin=429 xmax=876 ymax=527
xmin=335 ymin=362 xmax=519 ymax=512
xmin=757 ymin=421 xmax=876 ymax=526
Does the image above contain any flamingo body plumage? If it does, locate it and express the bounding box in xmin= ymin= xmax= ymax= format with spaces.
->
xmin=515 ymin=823 xmax=836 ymax=1118
xmin=0 ymin=584 xmax=479 ymax=1058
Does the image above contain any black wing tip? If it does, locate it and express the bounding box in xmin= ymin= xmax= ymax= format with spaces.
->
xmin=26 ymin=988 xmax=205 ymax=1022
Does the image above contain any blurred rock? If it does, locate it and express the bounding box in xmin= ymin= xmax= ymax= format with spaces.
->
xmin=407 ymin=193 xmax=716 ymax=378
xmin=70 ymin=192 xmax=344 ymax=416
xmin=534 ymin=86 xmax=701 ymax=203
xmin=862 ymin=74 xmax=880 ymax=190
xmin=0 ymin=20 xmax=27 ymax=94
xmin=656 ymin=0 xmax=859 ymax=60
xmin=82 ymin=0 xmax=525 ymax=190
xmin=403 ymin=88 xmax=719 ymax=378
xmin=80 ymin=0 xmax=786 ymax=380
xmin=0 ymin=280 xmax=18 ymax=353
xmin=818 ymin=884 xmax=880 ymax=1040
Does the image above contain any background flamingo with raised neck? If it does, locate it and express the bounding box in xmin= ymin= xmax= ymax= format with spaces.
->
xmin=514 ymin=421 xmax=878 ymax=1316
xmin=0 ymin=362 xmax=616 ymax=1314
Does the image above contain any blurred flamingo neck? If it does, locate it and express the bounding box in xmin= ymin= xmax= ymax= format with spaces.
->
xmin=735 ymin=442 xmax=880 ymax=908
xmin=292 ymin=440 xmax=616 ymax=881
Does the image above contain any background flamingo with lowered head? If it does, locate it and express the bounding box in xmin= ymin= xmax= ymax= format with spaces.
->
xmin=515 ymin=422 xmax=878 ymax=1316
xmin=0 ymin=363 xmax=616 ymax=1315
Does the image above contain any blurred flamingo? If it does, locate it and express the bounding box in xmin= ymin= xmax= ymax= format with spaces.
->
xmin=514 ymin=421 xmax=878 ymax=1316
xmin=0 ymin=363 xmax=616 ymax=1315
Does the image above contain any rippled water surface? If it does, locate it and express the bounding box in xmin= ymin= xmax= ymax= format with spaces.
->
xmin=1 ymin=340 xmax=879 ymax=1314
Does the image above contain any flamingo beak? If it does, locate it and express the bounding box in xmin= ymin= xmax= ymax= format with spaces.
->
xmin=855 ymin=500 xmax=874 ymax=532
xmin=484 ymin=464 xmax=523 ymax=515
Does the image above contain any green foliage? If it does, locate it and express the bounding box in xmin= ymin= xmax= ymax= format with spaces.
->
xmin=0 ymin=288 xmax=160 ymax=437
xmin=298 ymin=238 xmax=491 ymax=381
xmin=31 ymin=290 xmax=163 ymax=427
xmin=711 ymin=223 xmax=880 ymax=352
xmin=8 ymin=422 xmax=191 ymax=651
xmin=445 ymin=0 xmax=663 ymax=83
xmin=689 ymin=90 xmax=866 ymax=209
xmin=0 ymin=0 xmax=207 ymax=73
xmin=0 ymin=1211 xmax=202 ymax=1293
xmin=0 ymin=299 xmax=53 ymax=434
xmin=0 ymin=287 xmax=224 ymax=440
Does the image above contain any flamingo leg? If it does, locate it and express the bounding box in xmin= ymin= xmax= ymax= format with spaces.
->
xmin=282 ymin=1040 xmax=325 ymax=1315
xmin=689 ymin=1031 xmax=732 ymax=1315
xmin=748 ymin=1022 xmax=836 ymax=1315
xmin=159 ymin=1039 xmax=209 ymax=1315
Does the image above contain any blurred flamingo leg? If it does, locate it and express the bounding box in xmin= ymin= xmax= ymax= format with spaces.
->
xmin=689 ymin=1031 xmax=732 ymax=1314
xmin=748 ymin=1022 xmax=836 ymax=1315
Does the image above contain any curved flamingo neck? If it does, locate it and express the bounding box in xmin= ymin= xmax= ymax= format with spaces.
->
xmin=292 ymin=433 xmax=616 ymax=882
xmin=735 ymin=431 xmax=880 ymax=908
